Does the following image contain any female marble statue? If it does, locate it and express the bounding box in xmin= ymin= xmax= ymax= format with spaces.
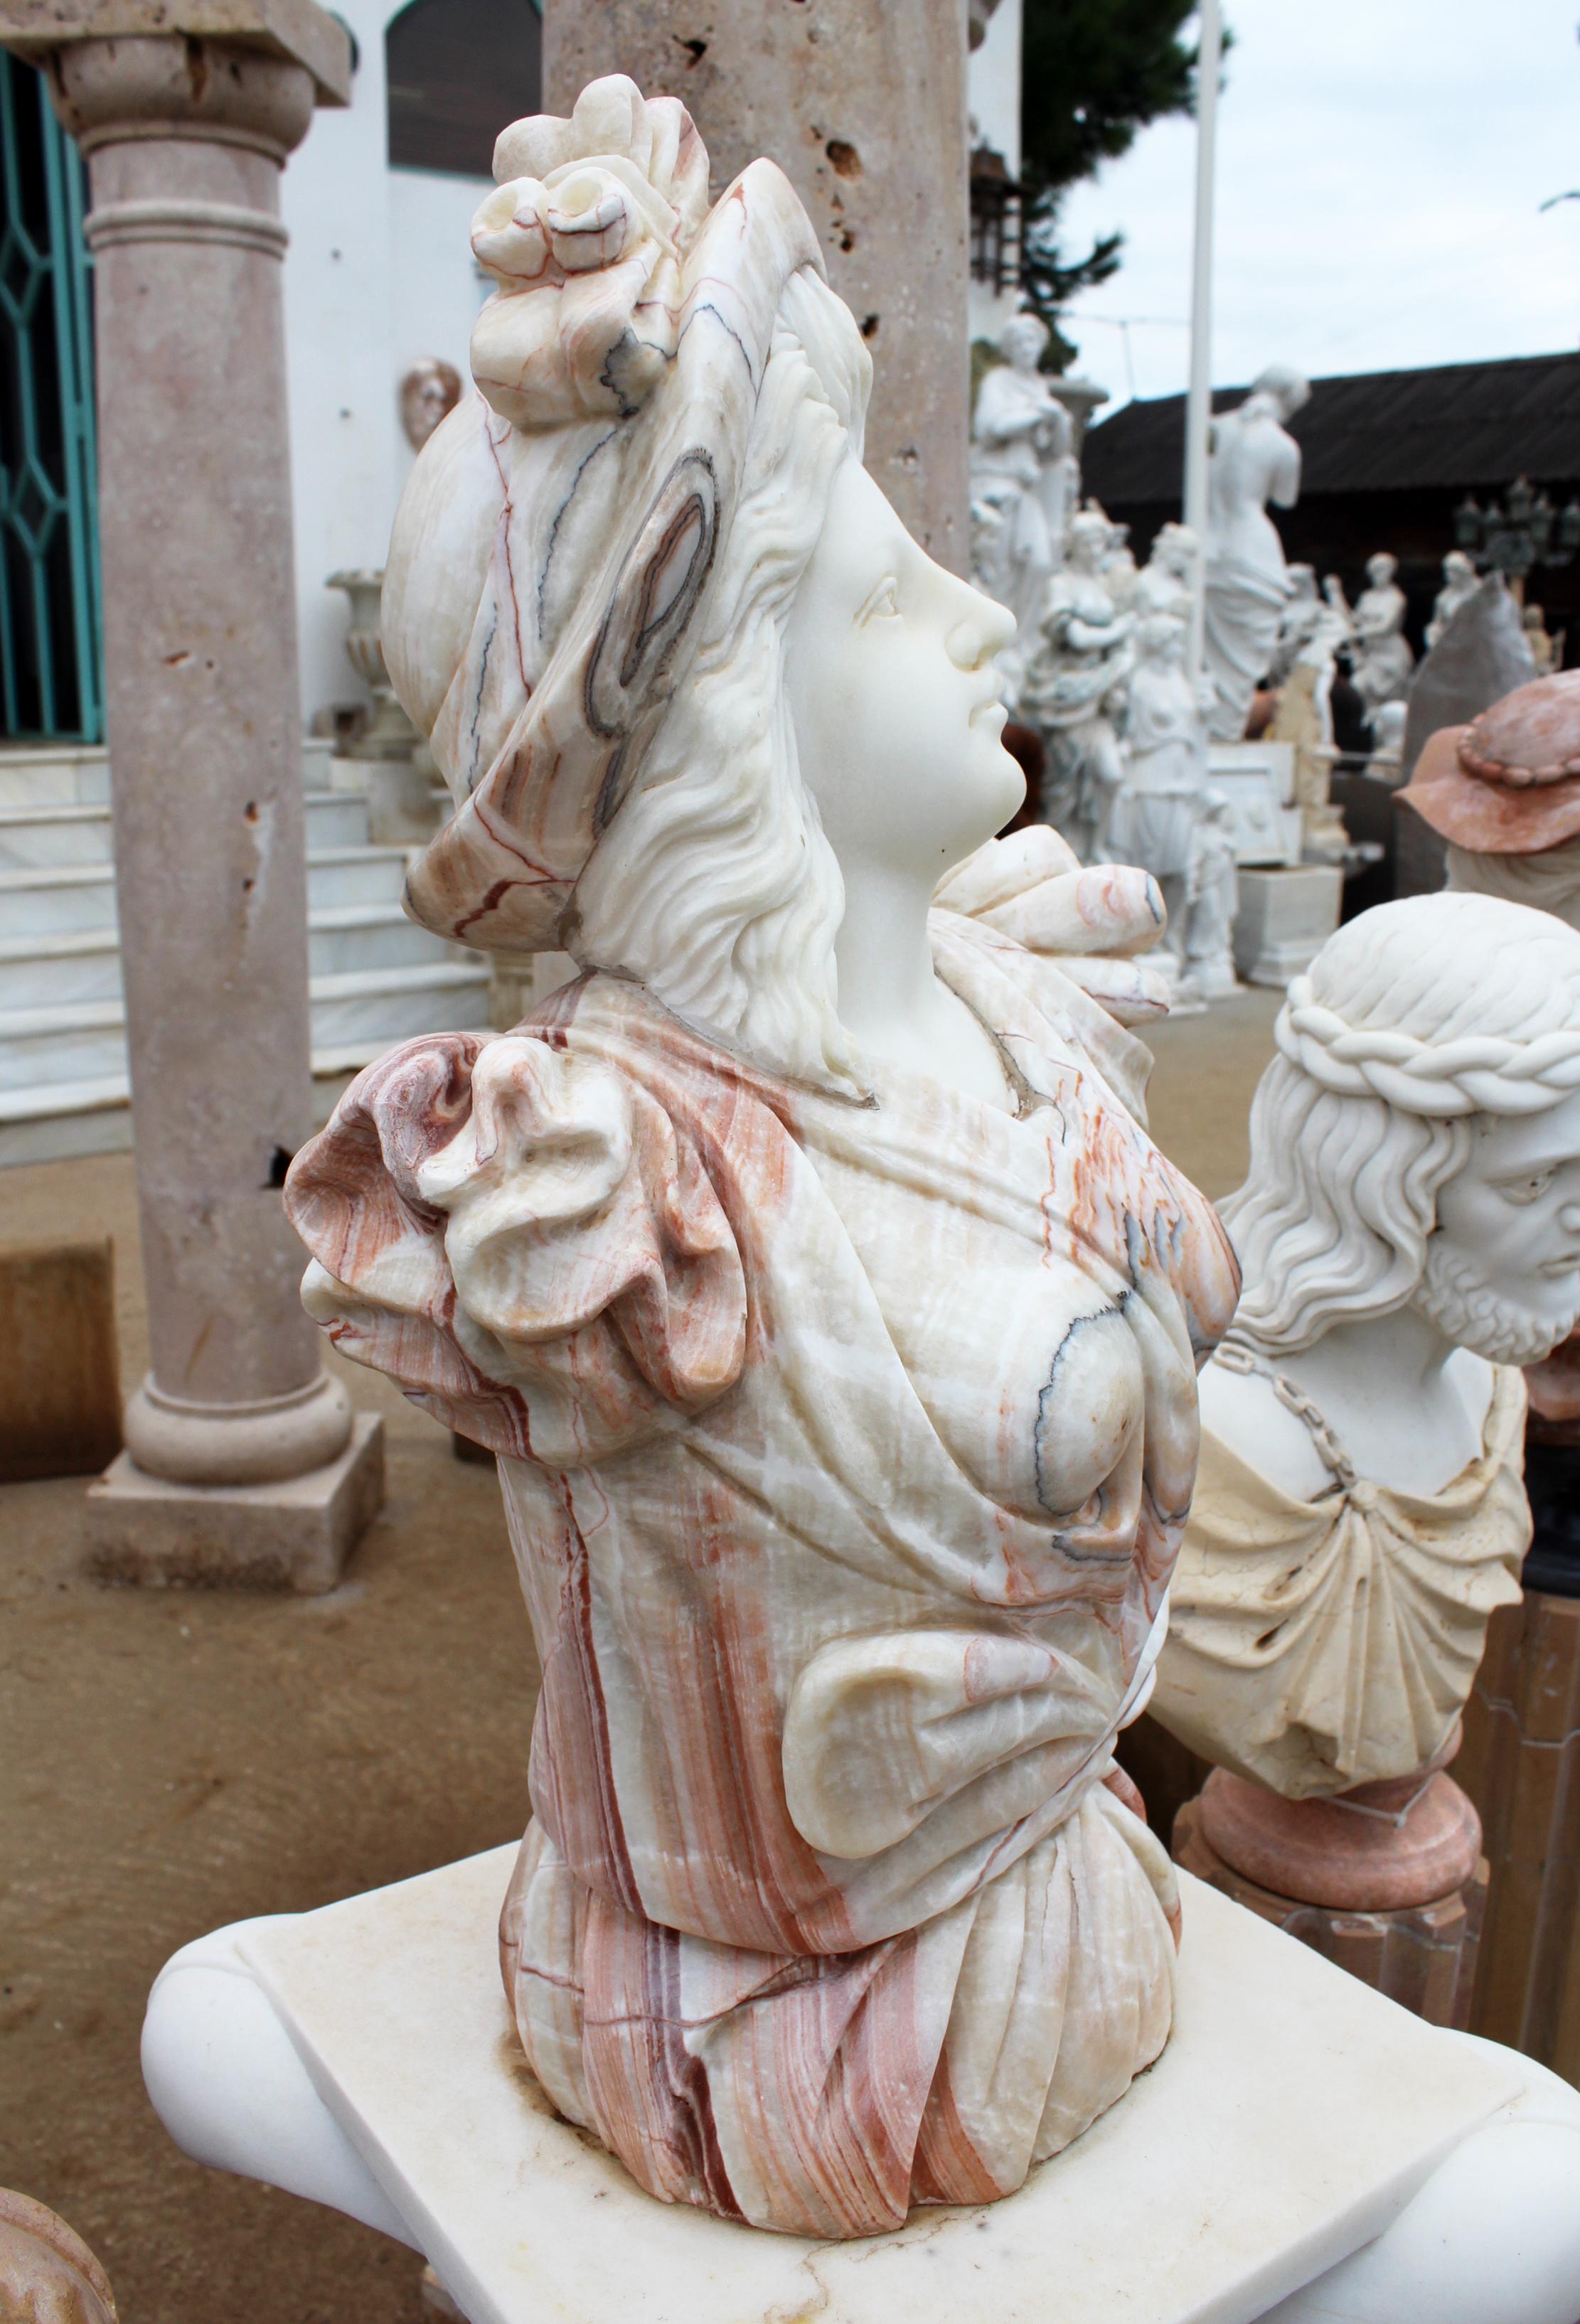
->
xmin=1202 ymin=365 xmax=1310 ymax=741
xmin=1425 ymin=549 xmax=1480 ymax=651
xmin=1330 ymin=550 xmax=1415 ymax=714
xmin=969 ymin=311 xmax=1077 ymax=653
xmin=282 ymin=77 xmax=1238 ymax=2242
xmin=1153 ymin=894 xmax=1580 ymax=1800
xmin=1019 ymin=507 xmax=1136 ymax=855
xmin=1104 ymin=611 xmax=1208 ymax=948
xmin=1132 ymin=520 xmax=1199 ymax=626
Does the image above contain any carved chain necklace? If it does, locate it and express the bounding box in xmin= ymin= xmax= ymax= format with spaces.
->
xmin=1214 ymin=1339 xmax=1359 ymax=1492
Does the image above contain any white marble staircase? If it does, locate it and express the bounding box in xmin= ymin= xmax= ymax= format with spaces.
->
xmin=0 ymin=739 xmax=491 ymax=1167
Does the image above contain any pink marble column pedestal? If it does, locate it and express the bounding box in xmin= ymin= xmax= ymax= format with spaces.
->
xmin=0 ymin=2 xmax=383 ymax=1589
xmin=1175 ymin=1759 xmax=1488 ymax=2028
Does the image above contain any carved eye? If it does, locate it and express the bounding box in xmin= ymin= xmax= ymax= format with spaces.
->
xmin=1501 ymin=1169 xmax=1557 ymax=1206
xmin=862 ymin=578 xmax=900 ymax=624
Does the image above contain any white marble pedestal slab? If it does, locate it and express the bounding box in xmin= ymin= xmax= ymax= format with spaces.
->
xmin=1233 ymin=865 xmax=1345 ymax=987
xmin=219 ymin=1846 xmax=1521 ymax=2324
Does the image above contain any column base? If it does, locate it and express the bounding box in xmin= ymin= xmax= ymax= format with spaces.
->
xmin=84 ymin=1413 xmax=383 ymax=1595
xmin=1175 ymin=1797 xmax=1487 ymax=2028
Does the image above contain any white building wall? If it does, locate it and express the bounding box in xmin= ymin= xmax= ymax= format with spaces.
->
xmin=279 ymin=0 xmax=491 ymax=725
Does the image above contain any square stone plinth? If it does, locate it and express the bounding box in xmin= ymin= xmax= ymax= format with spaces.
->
xmin=242 ymin=1847 xmax=1520 ymax=2324
xmin=85 ymin=1413 xmax=382 ymax=1593
xmin=1233 ymin=865 xmax=1344 ymax=987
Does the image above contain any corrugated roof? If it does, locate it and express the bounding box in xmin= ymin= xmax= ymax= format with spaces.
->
xmin=1082 ymin=351 xmax=1580 ymax=505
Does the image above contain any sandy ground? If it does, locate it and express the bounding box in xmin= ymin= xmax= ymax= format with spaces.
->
xmin=0 ymin=988 xmax=1279 ymax=2323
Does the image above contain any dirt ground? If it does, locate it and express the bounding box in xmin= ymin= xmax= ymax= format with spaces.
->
xmin=0 ymin=990 xmax=1279 ymax=2323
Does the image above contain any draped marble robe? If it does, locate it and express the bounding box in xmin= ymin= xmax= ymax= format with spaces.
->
xmin=1153 ymin=1369 xmax=1528 ymax=1799
xmin=287 ymin=904 xmax=1237 ymax=2239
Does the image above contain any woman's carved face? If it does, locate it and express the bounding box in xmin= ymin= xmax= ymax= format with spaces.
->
xmin=785 ymin=453 xmax=1021 ymax=880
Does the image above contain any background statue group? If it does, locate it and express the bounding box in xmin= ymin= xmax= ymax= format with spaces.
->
xmin=973 ymin=356 xmax=1237 ymax=1001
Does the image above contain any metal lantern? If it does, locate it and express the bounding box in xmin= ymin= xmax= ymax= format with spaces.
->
xmin=968 ymin=146 xmax=1024 ymax=297
xmin=1454 ymin=475 xmax=1579 ymax=587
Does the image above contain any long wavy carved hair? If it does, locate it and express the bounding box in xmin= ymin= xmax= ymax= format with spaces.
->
xmin=1223 ymin=892 xmax=1580 ymax=1353
xmin=568 ymin=267 xmax=870 ymax=1096
xmin=1220 ymin=1069 xmax=1470 ymax=1354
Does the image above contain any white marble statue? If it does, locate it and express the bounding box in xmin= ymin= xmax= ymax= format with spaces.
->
xmin=1133 ymin=520 xmax=1200 ymax=626
xmin=1105 ymin=611 xmax=1207 ymax=951
xmin=1268 ymin=562 xmax=1323 ymax=685
xmin=1096 ymin=504 xmax=1140 ymax=612
xmin=1020 ymin=506 xmax=1136 ymax=855
xmin=1156 ymin=892 xmax=1580 ymax=1799
xmin=134 ymin=77 xmax=1580 ymax=2324
xmin=1180 ymin=788 xmax=1240 ymax=1002
xmin=1425 ymin=548 xmax=1480 ymax=650
xmin=1202 ymin=364 xmax=1311 ymax=741
xmin=193 ymin=75 xmax=1237 ymax=2240
xmin=970 ymin=311 xmax=1077 ymax=667
xmin=1329 ymin=551 xmax=1415 ymax=714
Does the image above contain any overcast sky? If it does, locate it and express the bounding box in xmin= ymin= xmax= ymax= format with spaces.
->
xmin=1055 ymin=0 xmax=1580 ymax=412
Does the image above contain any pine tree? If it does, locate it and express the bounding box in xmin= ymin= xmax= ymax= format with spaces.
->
xmin=1015 ymin=0 xmax=1213 ymax=368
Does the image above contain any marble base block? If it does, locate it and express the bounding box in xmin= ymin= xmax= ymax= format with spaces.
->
xmin=85 ymin=1414 xmax=383 ymax=1594
xmin=1458 ymin=1591 xmax=1580 ymax=2079
xmin=213 ymin=1846 xmax=1523 ymax=2324
xmin=1176 ymin=1799 xmax=1487 ymax=2029
xmin=1232 ymin=865 xmax=1344 ymax=987
xmin=1207 ymin=741 xmax=1302 ymax=866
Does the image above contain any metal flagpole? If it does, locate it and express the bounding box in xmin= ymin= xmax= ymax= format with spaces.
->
xmin=1183 ymin=0 xmax=1222 ymax=681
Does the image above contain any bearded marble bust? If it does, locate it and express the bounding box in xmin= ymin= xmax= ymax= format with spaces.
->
xmin=282 ymin=75 xmax=1238 ymax=2240
xmin=1154 ymin=894 xmax=1580 ymax=1799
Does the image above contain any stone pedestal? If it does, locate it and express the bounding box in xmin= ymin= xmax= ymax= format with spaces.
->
xmin=543 ymin=0 xmax=971 ymax=573
xmin=142 ymin=1846 xmax=1526 ymax=2324
xmin=1207 ymin=740 xmax=1301 ymax=866
xmin=0 ymin=0 xmax=383 ymax=1589
xmin=1175 ymin=1765 xmax=1487 ymax=2028
xmin=1458 ymin=1590 xmax=1580 ymax=2080
xmin=1232 ymin=863 xmax=1343 ymax=985
xmin=326 ymin=567 xmax=442 ymax=844
xmin=1176 ymin=1801 xmax=1486 ymax=2029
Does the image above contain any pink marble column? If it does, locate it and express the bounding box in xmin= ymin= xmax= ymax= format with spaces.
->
xmin=0 ymin=3 xmax=382 ymax=1588
xmin=544 ymin=0 xmax=972 ymax=574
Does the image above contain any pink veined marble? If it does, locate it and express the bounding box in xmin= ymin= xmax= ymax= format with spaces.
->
xmin=288 ymin=904 xmax=1237 ymax=2237
xmin=284 ymin=74 xmax=1238 ymax=2240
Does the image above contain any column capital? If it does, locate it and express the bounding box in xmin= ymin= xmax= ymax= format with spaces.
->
xmin=0 ymin=0 xmax=351 ymax=107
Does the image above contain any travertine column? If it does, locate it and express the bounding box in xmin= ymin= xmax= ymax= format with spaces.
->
xmin=545 ymin=0 xmax=971 ymax=572
xmin=0 ymin=2 xmax=382 ymax=1589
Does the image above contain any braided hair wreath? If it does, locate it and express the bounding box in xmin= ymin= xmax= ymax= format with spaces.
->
xmin=1275 ymin=982 xmax=1580 ymax=1118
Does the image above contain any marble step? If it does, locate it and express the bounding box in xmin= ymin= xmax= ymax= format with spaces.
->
xmin=0 ymin=739 xmax=336 ymax=811
xmin=0 ymin=1022 xmax=487 ymax=1169
xmin=0 ymin=842 xmax=414 ymax=937
xmin=0 ymin=905 xmax=474 ymax=1010
xmin=0 ymin=960 xmax=490 ymax=1093
xmin=0 ymin=745 xmax=110 ymax=808
xmin=0 ymin=789 xmax=368 ymax=869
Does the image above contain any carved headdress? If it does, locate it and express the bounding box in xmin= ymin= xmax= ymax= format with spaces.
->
xmin=1401 ymin=668 xmax=1580 ymax=855
xmin=381 ymin=75 xmax=865 ymax=953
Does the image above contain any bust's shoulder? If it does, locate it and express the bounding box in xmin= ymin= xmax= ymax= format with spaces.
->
xmin=1197 ymin=1354 xmax=1336 ymax=1504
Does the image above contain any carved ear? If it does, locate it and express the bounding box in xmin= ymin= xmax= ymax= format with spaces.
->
xmin=584 ymin=449 xmax=719 ymax=791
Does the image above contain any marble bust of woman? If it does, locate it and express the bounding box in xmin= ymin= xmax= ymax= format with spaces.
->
xmin=282 ymin=76 xmax=1238 ymax=2240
